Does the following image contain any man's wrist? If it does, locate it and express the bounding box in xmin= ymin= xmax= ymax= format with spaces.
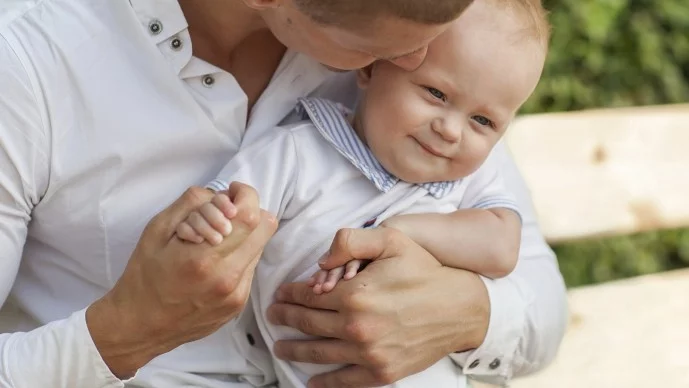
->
xmin=443 ymin=267 xmax=490 ymax=353
xmin=85 ymin=295 xmax=155 ymax=379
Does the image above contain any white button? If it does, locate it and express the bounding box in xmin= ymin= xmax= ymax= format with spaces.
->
xmin=170 ymin=36 xmax=183 ymax=51
xmin=202 ymin=75 xmax=215 ymax=87
xmin=148 ymin=19 xmax=163 ymax=35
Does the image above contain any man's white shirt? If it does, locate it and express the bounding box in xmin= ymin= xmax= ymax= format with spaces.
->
xmin=0 ymin=0 xmax=567 ymax=387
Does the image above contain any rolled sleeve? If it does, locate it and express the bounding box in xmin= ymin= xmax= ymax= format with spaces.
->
xmin=1 ymin=309 xmax=129 ymax=387
xmin=450 ymin=142 xmax=568 ymax=384
xmin=449 ymin=275 xmax=532 ymax=383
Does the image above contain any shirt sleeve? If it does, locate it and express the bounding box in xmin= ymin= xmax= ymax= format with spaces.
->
xmin=0 ymin=33 xmax=126 ymax=388
xmin=206 ymin=128 xmax=299 ymax=219
xmin=459 ymin=148 xmax=521 ymax=218
xmin=449 ymin=141 xmax=568 ymax=384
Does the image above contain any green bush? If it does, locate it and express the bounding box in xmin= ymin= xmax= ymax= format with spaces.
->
xmin=524 ymin=0 xmax=689 ymax=114
xmin=521 ymin=0 xmax=689 ymax=287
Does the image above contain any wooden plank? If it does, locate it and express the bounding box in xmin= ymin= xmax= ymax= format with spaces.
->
xmin=505 ymin=104 xmax=689 ymax=242
xmin=496 ymin=268 xmax=689 ymax=388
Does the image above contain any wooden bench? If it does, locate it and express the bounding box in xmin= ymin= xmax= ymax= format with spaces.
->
xmin=476 ymin=104 xmax=689 ymax=388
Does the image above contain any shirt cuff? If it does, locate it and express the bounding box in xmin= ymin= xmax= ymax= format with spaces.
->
xmin=78 ymin=308 xmax=136 ymax=387
xmin=206 ymin=179 xmax=229 ymax=193
xmin=449 ymin=275 xmax=532 ymax=384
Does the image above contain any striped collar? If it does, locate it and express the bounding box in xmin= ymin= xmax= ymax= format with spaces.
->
xmin=297 ymin=98 xmax=457 ymax=199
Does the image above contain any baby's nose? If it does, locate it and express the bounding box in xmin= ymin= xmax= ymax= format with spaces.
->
xmin=432 ymin=118 xmax=463 ymax=144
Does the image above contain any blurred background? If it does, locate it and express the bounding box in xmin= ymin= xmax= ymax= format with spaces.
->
xmin=524 ymin=0 xmax=689 ymax=287
xmin=479 ymin=1 xmax=689 ymax=387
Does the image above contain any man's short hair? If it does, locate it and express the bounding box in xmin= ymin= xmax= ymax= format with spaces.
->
xmin=294 ymin=0 xmax=474 ymax=27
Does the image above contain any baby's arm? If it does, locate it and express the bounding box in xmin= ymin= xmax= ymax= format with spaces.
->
xmin=382 ymin=208 xmax=521 ymax=279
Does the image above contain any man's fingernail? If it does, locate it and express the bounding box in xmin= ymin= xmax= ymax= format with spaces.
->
xmin=275 ymin=289 xmax=285 ymax=301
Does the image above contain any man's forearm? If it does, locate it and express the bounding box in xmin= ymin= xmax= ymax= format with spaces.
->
xmin=0 ymin=308 xmax=126 ymax=388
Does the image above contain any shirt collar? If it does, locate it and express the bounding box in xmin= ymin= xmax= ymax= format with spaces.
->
xmin=130 ymin=0 xmax=193 ymax=75
xmin=130 ymin=0 xmax=188 ymax=45
xmin=297 ymin=98 xmax=458 ymax=199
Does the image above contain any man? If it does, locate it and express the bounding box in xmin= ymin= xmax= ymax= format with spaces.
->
xmin=0 ymin=0 xmax=567 ymax=387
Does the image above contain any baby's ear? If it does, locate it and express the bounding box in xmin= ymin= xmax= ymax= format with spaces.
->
xmin=356 ymin=65 xmax=374 ymax=89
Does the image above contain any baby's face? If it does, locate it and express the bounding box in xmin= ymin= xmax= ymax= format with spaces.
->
xmin=356 ymin=4 xmax=546 ymax=183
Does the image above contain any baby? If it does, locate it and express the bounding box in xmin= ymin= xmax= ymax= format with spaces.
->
xmin=177 ymin=0 xmax=548 ymax=386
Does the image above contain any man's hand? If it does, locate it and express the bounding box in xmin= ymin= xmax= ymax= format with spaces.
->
xmin=267 ymin=227 xmax=490 ymax=388
xmin=86 ymin=183 xmax=277 ymax=378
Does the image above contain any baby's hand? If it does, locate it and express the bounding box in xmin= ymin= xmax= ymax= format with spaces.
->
xmin=307 ymin=259 xmax=366 ymax=294
xmin=176 ymin=192 xmax=237 ymax=245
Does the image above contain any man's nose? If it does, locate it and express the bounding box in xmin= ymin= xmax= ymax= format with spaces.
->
xmin=389 ymin=46 xmax=429 ymax=71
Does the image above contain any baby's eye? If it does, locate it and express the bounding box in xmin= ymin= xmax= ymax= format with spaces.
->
xmin=425 ymin=86 xmax=447 ymax=102
xmin=472 ymin=115 xmax=494 ymax=128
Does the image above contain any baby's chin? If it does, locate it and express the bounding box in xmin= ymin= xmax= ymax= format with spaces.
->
xmin=394 ymin=166 xmax=467 ymax=184
xmin=391 ymin=167 xmax=444 ymax=185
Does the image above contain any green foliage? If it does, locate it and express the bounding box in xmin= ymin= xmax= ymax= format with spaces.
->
xmin=554 ymin=229 xmax=689 ymax=287
xmin=521 ymin=0 xmax=689 ymax=287
xmin=522 ymin=0 xmax=689 ymax=114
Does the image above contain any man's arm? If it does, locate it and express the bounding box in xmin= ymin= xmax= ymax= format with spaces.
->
xmin=0 ymin=34 xmax=277 ymax=387
xmin=0 ymin=32 xmax=125 ymax=387
xmin=450 ymin=141 xmax=568 ymax=381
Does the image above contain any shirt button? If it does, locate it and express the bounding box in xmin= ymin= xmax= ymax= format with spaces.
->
xmin=489 ymin=358 xmax=501 ymax=369
xmin=469 ymin=359 xmax=480 ymax=369
xmin=246 ymin=333 xmax=255 ymax=346
xmin=148 ymin=19 xmax=163 ymax=35
xmin=202 ymin=75 xmax=215 ymax=87
xmin=170 ymin=36 xmax=183 ymax=51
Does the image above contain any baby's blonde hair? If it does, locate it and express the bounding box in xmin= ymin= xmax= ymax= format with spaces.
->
xmin=497 ymin=0 xmax=551 ymax=50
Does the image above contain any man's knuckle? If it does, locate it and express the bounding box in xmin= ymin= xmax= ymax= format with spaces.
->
xmin=343 ymin=319 xmax=369 ymax=343
xmin=224 ymin=288 xmax=248 ymax=310
xmin=362 ymin=347 xmax=388 ymax=369
xmin=181 ymin=255 xmax=212 ymax=280
xmin=215 ymin=273 xmax=241 ymax=296
xmin=243 ymin=209 xmax=260 ymax=229
xmin=373 ymin=367 xmax=398 ymax=385
xmin=342 ymin=290 xmax=370 ymax=312
xmin=333 ymin=228 xmax=351 ymax=250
